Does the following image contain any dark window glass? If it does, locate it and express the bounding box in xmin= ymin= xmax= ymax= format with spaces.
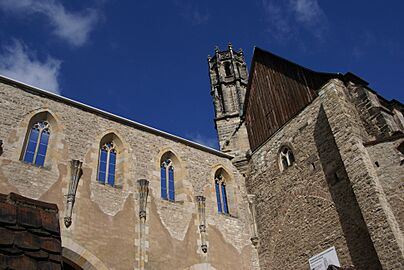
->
xmin=160 ymin=165 xmax=167 ymax=200
xmin=108 ymin=151 xmax=116 ymax=186
xmin=168 ymin=166 xmax=175 ymax=201
xmin=215 ymin=180 xmax=222 ymax=213
xmin=221 ymin=183 xmax=229 ymax=214
xmin=35 ymin=131 xmax=49 ymax=166
xmin=24 ymin=128 xmax=39 ymax=163
xmin=98 ymin=149 xmax=107 ymax=183
xmin=24 ymin=127 xmax=39 ymax=163
xmin=224 ymin=62 xmax=232 ymax=76
xmin=23 ymin=122 xmax=50 ymax=166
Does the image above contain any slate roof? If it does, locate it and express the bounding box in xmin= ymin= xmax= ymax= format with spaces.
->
xmin=0 ymin=193 xmax=62 ymax=270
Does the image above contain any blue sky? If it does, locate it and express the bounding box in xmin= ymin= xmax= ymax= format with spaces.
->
xmin=0 ymin=0 xmax=403 ymax=149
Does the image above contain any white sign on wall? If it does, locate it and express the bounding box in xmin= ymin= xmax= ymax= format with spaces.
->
xmin=309 ymin=246 xmax=340 ymax=270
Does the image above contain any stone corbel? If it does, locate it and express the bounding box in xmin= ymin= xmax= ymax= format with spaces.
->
xmin=137 ymin=179 xmax=149 ymax=270
xmin=137 ymin=179 xmax=149 ymax=220
xmin=64 ymin=160 xmax=83 ymax=228
xmin=247 ymin=194 xmax=259 ymax=248
xmin=196 ymin=195 xmax=208 ymax=253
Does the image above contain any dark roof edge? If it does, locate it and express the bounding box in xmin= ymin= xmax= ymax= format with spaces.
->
xmin=253 ymin=47 xmax=338 ymax=78
xmin=242 ymin=47 xmax=340 ymax=118
xmin=0 ymin=192 xmax=59 ymax=211
xmin=0 ymin=75 xmax=232 ymax=159
xmin=243 ymin=46 xmax=402 ymax=118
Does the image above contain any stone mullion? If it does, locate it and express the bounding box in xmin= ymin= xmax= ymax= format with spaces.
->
xmin=166 ymin=165 xmax=169 ymax=199
xmin=319 ymin=79 xmax=404 ymax=269
xmin=220 ymin=179 xmax=226 ymax=214
xmin=105 ymin=149 xmax=110 ymax=183
xmin=216 ymin=178 xmax=224 ymax=213
xmin=33 ymin=128 xmax=42 ymax=164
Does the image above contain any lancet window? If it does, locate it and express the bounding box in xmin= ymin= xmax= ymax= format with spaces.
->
xmin=23 ymin=121 xmax=50 ymax=167
xmin=280 ymin=146 xmax=295 ymax=171
xmin=215 ymin=173 xmax=229 ymax=214
xmin=98 ymin=141 xmax=117 ymax=186
xmin=161 ymin=159 xmax=175 ymax=201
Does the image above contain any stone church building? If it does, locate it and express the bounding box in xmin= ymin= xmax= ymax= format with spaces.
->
xmin=0 ymin=44 xmax=403 ymax=269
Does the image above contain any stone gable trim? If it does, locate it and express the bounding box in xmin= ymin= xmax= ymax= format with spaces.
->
xmin=363 ymin=133 xmax=404 ymax=146
xmin=0 ymin=74 xmax=232 ymax=159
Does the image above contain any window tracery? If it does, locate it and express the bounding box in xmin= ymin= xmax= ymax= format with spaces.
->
xmin=98 ymin=141 xmax=117 ymax=186
xmin=215 ymin=173 xmax=229 ymax=214
xmin=23 ymin=121 xmax=50 ymax=167
xmin=161 ymin=159 xmax=175 ymax=201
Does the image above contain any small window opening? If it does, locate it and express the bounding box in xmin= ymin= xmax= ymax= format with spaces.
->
xmin=375 ymin=161 xmax=380 ymax=167
xmin=310 ymin=162 xmax=316 ymax=171
xmin=279 ymin=146 xmax=295 ymax=171
xmin=224 ymin=62 xmax=232 ymax=77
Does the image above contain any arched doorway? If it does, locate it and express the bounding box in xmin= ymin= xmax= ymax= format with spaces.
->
xmin=63 ymin=257 xmax=83 ymax=270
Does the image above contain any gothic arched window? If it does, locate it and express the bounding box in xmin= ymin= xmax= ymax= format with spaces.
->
xmin=215 ymin=173 xmax=229 ymax=214
xmin=23 ymin=121 xmax=50 ymax=167
xmin=224 ymin=62 xmax=232 ymax=77
xmin=161 ymin=159 xmax=175 ymax=201
xmin=98 ymin=141 xmax=117 ymax=186
xmin=279 ymin=146 xmax=295 ymax=171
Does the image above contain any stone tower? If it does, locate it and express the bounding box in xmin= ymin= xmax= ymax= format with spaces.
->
xmin=208 ymin=44 xmax=250 ymax=161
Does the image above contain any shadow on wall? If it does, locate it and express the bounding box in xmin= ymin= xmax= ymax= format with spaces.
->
xmin=313 ymin=105 xmax=382 ymax=270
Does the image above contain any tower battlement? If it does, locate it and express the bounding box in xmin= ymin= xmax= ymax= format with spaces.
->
xmin=208 ymin=44 xmax=250 ymax=159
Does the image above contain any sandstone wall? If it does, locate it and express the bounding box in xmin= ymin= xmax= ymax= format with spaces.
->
xmin=365 ymin=138 xmax=404 ymax=233
xmin=246 ymin=81 xmax=388 ymax=269
xmin=0 ymin=80 xmax=259 ymax=270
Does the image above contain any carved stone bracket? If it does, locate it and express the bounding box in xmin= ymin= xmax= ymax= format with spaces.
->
xmin=137 ymin=179 xmax=149 ymax=270
xmin=64 ymin=160 xmax=83 ymax=228
xmin=247 ymin=194 xmax=259 ymax=248
xmin=196 ymin=195 xmax=208 ymax=253
xmin=137 ymin=179 xmax=149 ymax=221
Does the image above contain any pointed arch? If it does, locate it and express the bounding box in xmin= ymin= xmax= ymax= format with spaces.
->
xmin=212 ymin=166 xmax=237 ymax=216
xmin=159 ymin=150 xmax=182 ymax=201
xmin=155 ymin=147 xmax=190 ymax=203
xmin=279 ymin=145 xmax=295 ymax=172
xmin=21 ymin=110 xmax=58 ymax=167
xmin=62 ymin=238 xmax=108 ymax=270
xmin=97 ymin=132 xmax=124 ymax=187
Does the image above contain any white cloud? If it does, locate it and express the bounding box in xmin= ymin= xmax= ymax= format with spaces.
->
xmin=187 ymin=132 xmax=218 ymax=149
xmin=262 ymin=1 xmax=293 ymax=40
xmin=175 ymin=0 xmax=209 ymax=25
xmin=289 ymin=0 xmax=323 ymax=25
xmin=0 ymin=40 xmax=61 ymax=94
xmin=262 ymin=0 xmax=327 ymax=41
xmin=0 ymin=0 xmax=99 ymax=46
